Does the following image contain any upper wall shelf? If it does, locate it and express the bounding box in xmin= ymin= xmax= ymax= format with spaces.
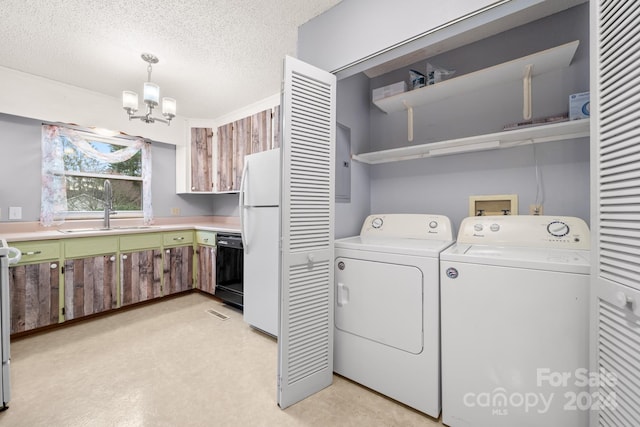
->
xmin=372 ymin=40 xmax=580 ymax=114
xmin=352 ymin=119 xmax=590 ymax=164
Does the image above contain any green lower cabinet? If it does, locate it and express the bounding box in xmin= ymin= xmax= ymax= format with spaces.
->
xmin=197 ymin=245 xmax=216 ymax=295
xmin=120 ymin=249 xmax=163 ymax=306
xmin=8 ymin=261 xmax=60 ymax=334
xmin=163 ymin=246 xmax=194 ymax=295
xmin=8 ymin=230 xmax=209 ymax=330
xmin=64 ymin=254 xmax=117 ymax=320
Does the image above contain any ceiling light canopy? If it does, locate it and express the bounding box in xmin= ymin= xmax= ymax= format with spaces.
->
xmin=122 ymin=53 xmax=176 ymax=125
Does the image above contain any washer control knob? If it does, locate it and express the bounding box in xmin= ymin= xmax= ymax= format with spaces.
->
xmin=474 ymin=224 xmax=484 ymax=232
xmin=429 ymin=221 xmax=438 ymax=229
xmin=490 ymin=224 xmax=500 ymax=232
xmin=547 ymin=221 xmax=570 ymax=237
xmin=371 ymin=217 xmax=383 ymax=229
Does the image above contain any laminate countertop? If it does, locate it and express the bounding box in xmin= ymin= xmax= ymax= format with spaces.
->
xmin=0 ymin=216 xmax=241 ymax=242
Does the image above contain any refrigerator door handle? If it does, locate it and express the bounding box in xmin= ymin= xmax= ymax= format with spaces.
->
xmin=239 ymin=162 xmax=249 ymax=252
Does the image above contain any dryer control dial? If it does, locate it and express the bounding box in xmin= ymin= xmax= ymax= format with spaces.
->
xmin=428 ymin=221 xmax=438 ymax=229
xmin=371 ymin=217 xmax=384 ymax=229
xmin=474 ymin=224 xmax=484 ymax=232
xmin=547 ymin=221 xmax=570 ymax=237
xmin=490 ymin=224 xmax=500 ymax=232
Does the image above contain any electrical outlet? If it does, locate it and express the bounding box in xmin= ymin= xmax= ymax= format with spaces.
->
xmin=9 ymin=206 xmax=22 ymax=220
xmin=171 ymin=207 xmax=181 ymax=216
xmin=530 ymin=204 xmax=544 ymax=215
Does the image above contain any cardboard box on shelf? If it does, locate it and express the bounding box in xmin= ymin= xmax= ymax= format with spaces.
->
xmin=372 ymin=81 xmax=407 ymax=102
xmin=569 ymin=92 xmax=590 ymax=120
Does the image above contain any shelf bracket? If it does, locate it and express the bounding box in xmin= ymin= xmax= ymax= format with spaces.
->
xmin=523 ymin=64 xmax=533 ymax=120
xmin=403 ymin=101 xmax=414 ymax=142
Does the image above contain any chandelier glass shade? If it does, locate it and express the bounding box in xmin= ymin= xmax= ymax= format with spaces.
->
xmin=123 ymin=53 xmax=176 ymax=125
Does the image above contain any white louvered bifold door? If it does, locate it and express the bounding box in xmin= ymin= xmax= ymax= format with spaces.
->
xmin=277 ymin=56 xmax=336 ymax=409
xmin=592 ymin=1 xmax=640 ymax=426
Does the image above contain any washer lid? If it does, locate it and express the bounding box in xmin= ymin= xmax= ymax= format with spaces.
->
xmin=335 ymin=235 xmax=454 ymax=257
xmin=441 ymin=243 xmax=590 ymax=274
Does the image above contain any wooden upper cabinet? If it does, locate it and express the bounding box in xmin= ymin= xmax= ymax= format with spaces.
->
xmin=190 ymin=127 xmax=214 ymax=192
xmin=251 ymin=109 xmax=272 ymax=153
xmin=232 ymin=116 xmax=251 ymax=192
xmin=216 ymin=107 xmax=276 ymax=192
xmin=217 ymin=122 xmax=234 ymax=192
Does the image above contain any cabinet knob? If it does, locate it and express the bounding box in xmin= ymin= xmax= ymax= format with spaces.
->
xmin=122 ymin=254 xmax=128 ymax=260
xmin=50 ymin=263 xmax=57 ymax=269
xmin=109 ymin=256 xmax=116 ymax=262
xmin=166 ymin=249 xmax=170 ymax=254
xmin=203 ymin=238 xmax=209 ymax=243
xmin=191 ymin=186 xmax=196 ymax=190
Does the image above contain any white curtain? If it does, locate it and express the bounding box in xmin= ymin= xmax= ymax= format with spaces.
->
xmin=40 ymin=124 xmax=153 ymax=226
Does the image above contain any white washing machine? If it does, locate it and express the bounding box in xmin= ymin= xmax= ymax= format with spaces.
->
xmin=334 ymin=214 xmax=454 ymax=417
xmin=440 ymin=215 xmax=590 ymax=427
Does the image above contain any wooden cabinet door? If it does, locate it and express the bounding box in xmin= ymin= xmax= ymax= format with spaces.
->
xmin=163 ymin=246 xmax=194 ymax=295
xmin=9 ymin=262 xmax=60 ymax=334
xmin=197 ymin=245 xmax=216 ymax=295
xmin=250 ymin=109 xmax=273 ymax=153
xmin=232 ymin=116 xmax=251 ymax=192
xmin=64 ymin=255 xmax=117 ymax=320
xmin=120 ymin=249 xmax=163 ymax=306
xmin=190 ymin=127 xmax=213 ymax=192
xmin=216 ymin=107 xmax=278 ymax=192
xmin=216 ymin=122 xmax=234 ymax=191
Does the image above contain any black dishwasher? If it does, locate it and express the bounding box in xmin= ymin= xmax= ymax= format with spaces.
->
xmin=215 ymin=233 xmax=244 ymax=308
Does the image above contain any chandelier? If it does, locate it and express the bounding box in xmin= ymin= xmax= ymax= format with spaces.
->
xmin=122 ymin=53 xmax=176 ymax=125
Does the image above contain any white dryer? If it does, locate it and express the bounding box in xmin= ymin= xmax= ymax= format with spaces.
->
xmin=440 ymin=215 xmax=590 ymax=427
xmin=334 ymin=214 xmax=454 ymax=417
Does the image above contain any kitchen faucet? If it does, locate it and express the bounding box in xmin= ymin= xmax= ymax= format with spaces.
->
xmin=103 ymin=179 xmax=115 ymax=229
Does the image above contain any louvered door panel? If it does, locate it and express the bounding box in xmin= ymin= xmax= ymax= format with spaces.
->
xmin=593 ymin=1 xmax=640 ymax=426
xmin=597 ymin=0 xmax=640 ymax=292
xmin=278 ymin=55 xmax=336 ymax=409
xmin=595 ymin=283 xmax=640 ymax=427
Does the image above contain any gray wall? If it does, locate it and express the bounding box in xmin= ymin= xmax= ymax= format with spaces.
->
xmin=336 ymin=73 xmax=372 ymax=238
xmin=0 ymin=114 xmax=44 ymax=221
xmin=211 ymin=193 xmax=239 ymax=216
xmin=366 ymin=4 xmax=590 ymax=231
xmin=0 ymin=113 xmax=215 ymax=222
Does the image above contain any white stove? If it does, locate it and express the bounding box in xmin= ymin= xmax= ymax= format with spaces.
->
xmin=0 ymin=239 xmax=21 ymax=411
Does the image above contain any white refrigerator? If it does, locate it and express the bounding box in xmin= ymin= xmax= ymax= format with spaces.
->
xmin=239 ymin=148 xmax=280 ymax=337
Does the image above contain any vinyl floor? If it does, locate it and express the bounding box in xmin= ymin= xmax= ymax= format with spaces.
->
xmin=1 ymin=292 xmax=442 ymax=426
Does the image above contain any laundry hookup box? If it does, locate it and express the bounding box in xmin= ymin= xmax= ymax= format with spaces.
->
xmin=569 ymin=91 xmax=590 ymax=120
xmin=372 ymin=81 xmax=407 ymax=102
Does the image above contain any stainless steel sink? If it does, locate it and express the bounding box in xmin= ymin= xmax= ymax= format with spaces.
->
xmin=58 ymin=226 xmax=159 ymax=233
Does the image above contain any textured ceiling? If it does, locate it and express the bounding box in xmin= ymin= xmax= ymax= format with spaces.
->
xmin=0 ymin=0 xmax=341 ymax=119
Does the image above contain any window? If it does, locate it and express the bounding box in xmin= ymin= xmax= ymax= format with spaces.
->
xmin=41 ymin=125 xmax=152 ymax=226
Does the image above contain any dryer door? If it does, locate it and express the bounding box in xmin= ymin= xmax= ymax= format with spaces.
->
xmin=335 ymin=257 xmax=423 ymax=354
